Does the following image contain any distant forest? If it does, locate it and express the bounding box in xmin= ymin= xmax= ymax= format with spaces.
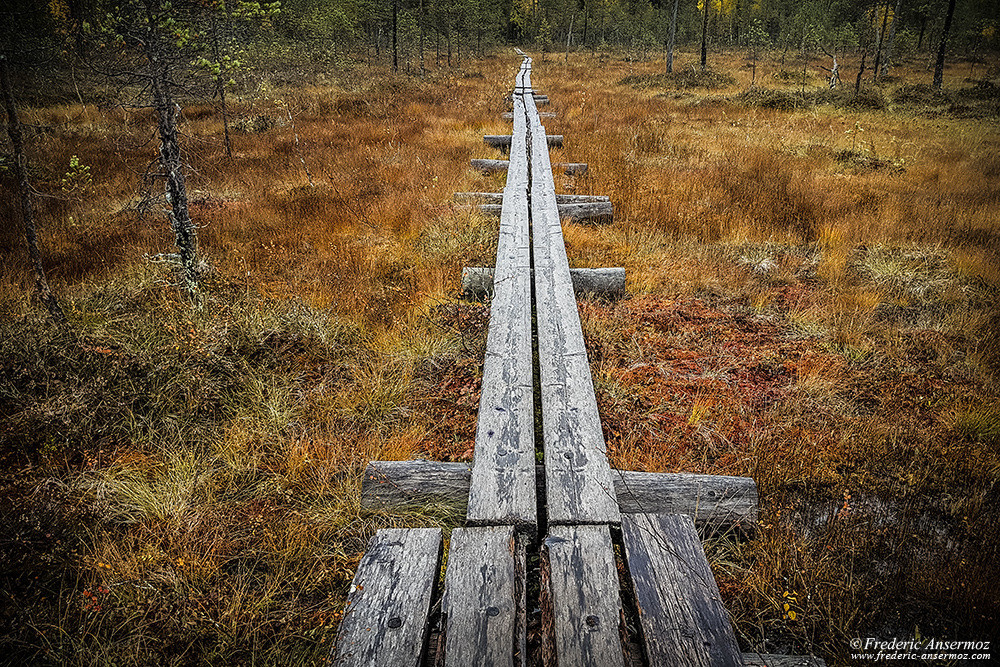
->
xmin=4 ymin=0 xmax=999 ymax=78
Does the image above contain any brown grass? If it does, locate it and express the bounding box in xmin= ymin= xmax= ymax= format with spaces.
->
xmin=1 ymin=46 xmax=998 ymax=664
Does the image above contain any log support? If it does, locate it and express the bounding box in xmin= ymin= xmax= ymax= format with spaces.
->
xmin=462 ymin=266 xmax=626 ymax=301
xmin=361 ymin=460 xmax=758 ymax=536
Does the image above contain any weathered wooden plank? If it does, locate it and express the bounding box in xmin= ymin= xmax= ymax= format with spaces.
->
xmin=467 ymin=84 xmax=536 ymax=529
xmin=461 ymin=267 xmax=626 ymax=301
xmin=442 ymin=526 xmax=526 ymax=667
xmin=741 ymin=655 xmax=826 ymax=667
xmin=455 ymin=192 xmax=609 ymax=204
xmin=621 ymin=514 xmax=743 ymax=667
xmin=502 ymin=111 xmax=557 ymax=119
xmin=477 ymin=201 xmax=611 ymax=225
xmin=361 ymin=461 xmax=758 ymax=534
xmin=526 ymin=88 xmax=620 ymax=526
xmin=558 ymin=162 xmax=589 ymax=175
xmin=484 ymin=134 xmax=563 ymax=150
xmin=469 ymin=160 xmax=588 ymax=176
xmin=331 ymin=528 xmax=443 ymax=667
xmin=471 ymin=158 xmax=509 ymax=174
xmin=541 ymin=525 xmax=626 ymax=667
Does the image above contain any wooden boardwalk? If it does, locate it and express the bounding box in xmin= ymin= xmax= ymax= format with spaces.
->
xmin=330 ymin=58 xmax=824 ymax=667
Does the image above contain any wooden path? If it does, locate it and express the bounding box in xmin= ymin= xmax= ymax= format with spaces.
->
xmin=330 ymin=58 xmax=824 ymax=667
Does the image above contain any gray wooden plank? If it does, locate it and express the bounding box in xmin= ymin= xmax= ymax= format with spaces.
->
xmin=454 ymin=193 xmax=610 ymax=204
xmin=442 ymin=526 xmax=526 ymax=667
xmin=525 ymin=82 xmax=620 ymax=526
xmin=331 ymin=528 xmax=443 ymax=667
xmin=467 ymin=80 xmax=536 ymax=529
xmin=621 ymin=514 xmax=743 ymax=667
xmin=360 ymin=461 xmax=758 ymax=534
xmin=542 ymin=525 xmax=626 ymax=667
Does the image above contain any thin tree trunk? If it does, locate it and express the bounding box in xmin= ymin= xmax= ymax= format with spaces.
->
xmin=700 ymin=0 xmax=709 ymax=70
xmin=872 ymin=1 xmax=891 ymax=81
xmin=917 ymin=15 xmax=927 ymax=50
xmin=211 ymin=16 xmax=232 ymax=158
xmin=1 ymin=57 xmax=65 ymax=321
xmin=419 ymin=0 xmax=425 ymax=76
xmin=933 ymin=0 xmax=957 ymax=90
xmin=666 ymin=0 xmax=679 ymax=73
xmin=392 ymin=0 xmax=398 ymax=73
xmin=150 ymin=69 xmax=200 ymax=298
xmin=565 ymin=13 xmax=574 ymax=63
xmin=880 ymin=0 xmax=903 ymax=77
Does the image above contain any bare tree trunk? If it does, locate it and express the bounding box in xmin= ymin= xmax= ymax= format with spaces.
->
xmin=210 ymin=15 xmax=232 ymax=158
xmin=872 ymin=1 xmax=891 ymax=82
xmin=1 ymin=57 xmax=65 ymax=321
xmin=150 ymin=69 xmax=200 ymax=299
xmin=880 ymin=0 xmax=903 ymax=77
xmin=700 ymin=0 xmax=709 ymax=70
xmin=666 ymin=0 xmax=679 ymax=73
xmin=392 ymin=0 xmax=398 ymax=73
xmin=855 ymin=41 xmax=869 ymax=97
xmin=933 ymin=0 xmax=957 ymax=90
xmin=419 ymin=0 xmax=425 ymax=76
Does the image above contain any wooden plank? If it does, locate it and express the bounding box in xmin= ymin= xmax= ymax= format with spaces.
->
xmin=503 ymin=111 xmax=557 ymax=119
xmin=558 ymin=162 xmax=589 ymax=175
xmin=455 ymin=192 xmax=609 ymax=204
xmin=542 ymin=525 xmax=626 ymax=667
xmin=466 ymin=82 xmax=536 ymax=529
xmin=442 ymin=526 xmax=526 ymax=667
xmin=621 ymin=514 xmax=743 ymax=667
xmin=742 ymin=655 xmax=826 ymax=667
xmin=471 ymin=158 xmax=509 ymax=174
xmin=526 ymin=90 xmax=620 ymax=526
xmin=484 ymin=134 xmax=563 ymax=150
xmin=331 ymin=528 xmax=443 ymax=667
xmin=461 ymin=267 xmax=626 ymax=301
xmin=479 ymin=201 xmax=612 ymax=225
xmin=360 ymin=461 xmax=758 ymax=534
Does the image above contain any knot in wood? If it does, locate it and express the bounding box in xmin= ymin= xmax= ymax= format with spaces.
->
xmin=387 ymin=617 xmax=402 ymax=629
xmin=486 ymin=606 xmax=500 ymax=617
xmin=585 ymin=615 xmax=600 ymax=628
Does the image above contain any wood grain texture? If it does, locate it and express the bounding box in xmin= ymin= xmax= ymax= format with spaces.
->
xmin=454 ymin=192 xmax=609 ymax=204
xmin=621 ymin=514 xmax=743 ymax=667
xmin=442 ymin=526 xmax=526 ymax=667
xmin=360 ymin=461 xmax=758 ymax=534
xmin=478 ymin=201 xmax=611 ymax=225
xmin=467 ymin=83 xmax=536 ymax=529
xmin=557 ymin=162 xmax=589 ymax=175
xmin=461 ymin=267 xmax=626 ymax=301
xmin=331 ymin=528 xmax=443 ymax=667
xmin=484 ymin=134 xmax=563 ymax=150
xmin=470 ymin=158 xmax=509 ymax=174
xmin=541 ymin=525 xmax=626 ymax=667
xmin=525 ymin=91 xmax=620 ymax=526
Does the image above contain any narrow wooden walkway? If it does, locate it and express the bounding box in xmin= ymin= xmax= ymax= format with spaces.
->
xmin=331 ymin=59 xmax=824 ymax=667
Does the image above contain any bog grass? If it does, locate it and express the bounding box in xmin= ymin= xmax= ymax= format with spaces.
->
xmin=1 ymin=46 xmax=998 ymax=664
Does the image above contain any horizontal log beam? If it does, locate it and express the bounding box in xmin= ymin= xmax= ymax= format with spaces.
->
xmin=470 ymin=161 xmax=589 ymax=176
xmin=484 ymin=134 xmax=563 ymax=151
xmin=462 ymin=267 xmax=626 ymax=300
xmin=502 ymin=111 xmax=557 ymax=119
xmin=361 ymin=460 xmax=758 ymax=535
xmin=470 ymin=158 xmax=510 ymax=174
xmin=560 ymin=162 xmax=588 ymax=175
xmin=455 ymin=192 xmax=610 ymax=204
xmin=477 ymin=201 xmax=612 ymax=225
